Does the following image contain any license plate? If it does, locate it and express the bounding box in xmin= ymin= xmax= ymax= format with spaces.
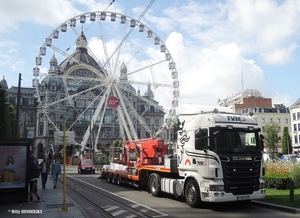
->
xmin=237 ymin=196 xmax=250 ymax=201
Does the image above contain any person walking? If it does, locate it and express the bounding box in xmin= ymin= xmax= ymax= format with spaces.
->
xmin=39 ymin=155 xmax=50 ymax=189
xmin=51 ymin=156 xmax=61 ymax=188
xmin=26 ymin=156 xmax=43 ymax=204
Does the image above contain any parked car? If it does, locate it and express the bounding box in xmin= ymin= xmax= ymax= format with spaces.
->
xmin=78 ymin=158 xmax=95 ymax=174
xmin=277 ymin=154 xmax=298 ymax=163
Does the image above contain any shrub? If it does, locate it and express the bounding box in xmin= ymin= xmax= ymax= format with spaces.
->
xmin=264 ymin=161 xmax=300 ymax=189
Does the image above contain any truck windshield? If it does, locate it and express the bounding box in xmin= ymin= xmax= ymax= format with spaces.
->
xmin=209 ymin=128 xmax=260 ymax=154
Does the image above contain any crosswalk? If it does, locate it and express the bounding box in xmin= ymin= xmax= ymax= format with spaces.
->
xmin=102 ymin=204 xmax=168 ymax=218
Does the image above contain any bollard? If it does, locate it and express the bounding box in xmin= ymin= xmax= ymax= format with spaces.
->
xmin=289 ymin=179 xmax=294 ymax=203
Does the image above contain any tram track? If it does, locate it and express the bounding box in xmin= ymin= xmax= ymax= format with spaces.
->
xmin=58 ymin=175 xmax=168 ymax=218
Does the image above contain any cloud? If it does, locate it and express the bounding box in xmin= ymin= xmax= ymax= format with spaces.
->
xmin=164 ymin=32 xmax=267 ymax=106
xmin=259 ymin=43 xmax=298 ymax=65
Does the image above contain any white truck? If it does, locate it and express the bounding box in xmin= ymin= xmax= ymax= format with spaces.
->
xmin=101 ymin=105 xmax=266 ymax=207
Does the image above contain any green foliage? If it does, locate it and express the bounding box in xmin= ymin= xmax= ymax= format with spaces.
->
xmin=112 ymin=140 xmax=123 ymax=147
xmin=264 ymin=177 xmax=291 ymax=189
xmin=264 ymin=161 xmax=300 ymax=189
xmin=263 ymin=123 xmax=280 ymax=159
xmin=281 ymin=127 xmax=293 ymax=154
xmin=0 ymin=85 xmax=15 ymax=139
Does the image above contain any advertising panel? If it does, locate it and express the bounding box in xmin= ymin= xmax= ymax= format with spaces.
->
xmin=0 ymin=139 xmax=31 ymax=203
xmin=0 ymin=146 xmax=27 ymax=189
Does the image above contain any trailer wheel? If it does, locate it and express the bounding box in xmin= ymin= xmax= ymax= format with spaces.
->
xmin=112 ymin=175 xmax=117 ymax=185
xmin=117 ymin=176 xmax=122 ymax=186
xmin=185 ymin=180 xmax=201 ymax=208
xmin=149 ymin=173 xmax=161 ymax=197
xmin=107 ymin=174 xmax=112 ymax=183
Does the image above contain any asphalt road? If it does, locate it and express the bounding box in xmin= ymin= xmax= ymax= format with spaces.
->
xmin=61 ymin=166 xmax=299 ymax=218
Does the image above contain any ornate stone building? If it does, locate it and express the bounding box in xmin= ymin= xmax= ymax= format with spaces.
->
xmin=34 ymin=31 xmax=165 ymax=159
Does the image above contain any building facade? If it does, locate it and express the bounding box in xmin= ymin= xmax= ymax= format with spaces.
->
xmin=33 ymin=31 xmax=165 ymax=159
xmin=217 ymin=89 xmax=272 ymax=114
xmin=289 ymin=98 xmax=300 ymax=153
xmin=241 ymin=104 xmax=290 ymax=152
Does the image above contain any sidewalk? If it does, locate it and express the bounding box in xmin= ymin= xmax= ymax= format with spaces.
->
xmin=0 ymin=167 xmax=85 ymax=218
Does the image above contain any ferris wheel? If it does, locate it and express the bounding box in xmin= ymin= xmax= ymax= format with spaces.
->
xmin=33 ymin=11 xmax=179 ymax=152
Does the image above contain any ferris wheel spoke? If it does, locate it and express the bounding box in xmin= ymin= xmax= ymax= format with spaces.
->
xmin=34 ymin=11 xmax=179 ymax=155
xmin=80 ymin=83 xmax=112 ymax=152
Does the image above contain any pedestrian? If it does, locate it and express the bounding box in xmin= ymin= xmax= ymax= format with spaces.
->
xmin=26 ymin=155 xmax=43 ymax=204
xmin=51 ymin=156 xmax=61 ymax=188
xmin=66 ymin=156 xmax=71 ymax=166
xmin=39 ymin=155 xmax=50 ymax=189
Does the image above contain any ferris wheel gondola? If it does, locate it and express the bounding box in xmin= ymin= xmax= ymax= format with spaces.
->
xmin=33 ymin=11 xmax=179 ymax=154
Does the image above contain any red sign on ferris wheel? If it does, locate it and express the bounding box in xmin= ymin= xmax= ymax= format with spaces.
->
xmin=107 ymin=96 xmax=120 ymax=109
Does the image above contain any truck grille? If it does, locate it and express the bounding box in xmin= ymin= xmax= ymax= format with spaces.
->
xmin=220 ymin=156 xmax=261 ymax=195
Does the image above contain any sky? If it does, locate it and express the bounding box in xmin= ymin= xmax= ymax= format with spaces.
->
xmin=1 ymin=0 xmax=300 ymax=113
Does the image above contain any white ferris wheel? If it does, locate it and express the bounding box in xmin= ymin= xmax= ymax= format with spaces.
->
xmin=33 ymin=11 xmax=179 ymax=153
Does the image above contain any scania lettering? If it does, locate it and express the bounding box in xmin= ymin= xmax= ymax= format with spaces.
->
xmin=100 ymin=105 xmax=265 ymax=208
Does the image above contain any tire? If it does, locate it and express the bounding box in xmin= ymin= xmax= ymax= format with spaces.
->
xmin=107 ymin=174 xmax=112 ymax=183
xmin=185 ymin=180 xmax=201 ymax=208
xmin=112 ymin=175 xmax=117 ymax=185
xmin=117 ymin=176 xmax=121 ymax=186
xmin=149 ymin=173 xmax=161 ymax=197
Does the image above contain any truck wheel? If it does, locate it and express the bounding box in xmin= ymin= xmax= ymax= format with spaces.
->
xmin=185 ymin=180 xmax=201 ymax=208
xmin=149 ymin=173 xmax=161 ymax=197
xmin=107 ymin=174 xmax=112 ymax=183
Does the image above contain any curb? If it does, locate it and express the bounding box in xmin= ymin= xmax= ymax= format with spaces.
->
xmin=252 ymin=200 xmax=300 ymax=214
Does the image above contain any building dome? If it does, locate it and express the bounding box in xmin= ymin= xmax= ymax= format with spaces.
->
xmin=0 ymin=76 xmax=8 ymax=90
xmin=59 ymin=30 xmax=102 ymax=73
xmin=50 ymin=54 xmax=58 ymax=65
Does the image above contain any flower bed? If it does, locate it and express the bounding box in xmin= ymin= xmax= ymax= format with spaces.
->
xmin=264 ymin=161 xmax=300 ymax=189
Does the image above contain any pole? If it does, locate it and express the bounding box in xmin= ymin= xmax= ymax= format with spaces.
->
xmin=60 ymin=123 xmax=69 ymax=211
xmin=15 ymin=73 xmax=21 ymax=139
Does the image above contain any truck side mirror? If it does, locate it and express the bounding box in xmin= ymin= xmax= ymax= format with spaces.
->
xmin=260 ymin=134 xmax=264 ymax=151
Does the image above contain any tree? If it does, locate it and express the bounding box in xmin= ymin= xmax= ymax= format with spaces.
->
xmin=0 ymin=84 xmax=15 ymax=139
xmin=281 ymin=127 xmax=292 ymax=154
xmin=263 ymin=123 xmax=280 ymax=159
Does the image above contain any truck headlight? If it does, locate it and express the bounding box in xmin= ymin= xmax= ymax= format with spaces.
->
xmin=210 ymin=185 xmax=224 ymax=191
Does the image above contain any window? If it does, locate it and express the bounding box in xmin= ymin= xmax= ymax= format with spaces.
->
xmin=294 ymin=124 xmax=297 ymax=131
xmin=261 ymin=118 xmax=265 ymax=123
xmin=297 ymin=112 xmax=300 ymax=120
xmin=22 ymin=98 xmax=29 ymax=106
xmin=26 ymin=114 xmax=34 ymax=123
xmin=277 ymin=119 xmax=280 ymax=124
xmin=269 ymin=118 xmax=273 ymax=123
xmin=295 ymin=135 xmax=298 ymax=144
xmin=28 ymin=98 xmax=34 ymax=106
xmin=146 ymin=118 xmax=150 ymax=126
xmin=155 ymin=119 xmax=159 ymax=127
xmin=39 ymin=124 xmax=44 ymax=135
xmin=104 ymin=110 xmax=112 ymax=124
xmin=285 ymin=119 xmax=288 ymax=124
xmin=293 ymin=113 xmax=296 ymax=120
xmin=298 ymin=124 xmax=300 ymax=131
